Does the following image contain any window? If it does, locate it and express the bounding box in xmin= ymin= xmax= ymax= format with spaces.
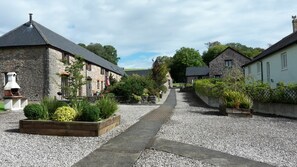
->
xmin=97 ymin=80 xmax=100 ymax=89
xmin=225 ymin=60 xmax=233 ymax=68
xmin=86 ymin=62 xmax=92 ymax=71
xmin=61 ymin=76 xmax=69 ymax=97
xmin=257 ymin=62 xmax=261 ymax=74
xmin=101 ymin=81 xmax=104 ymax=90
xmin=62 ymin=53 xmax=70 ymax=64
xmin=281 ymin=52 xmax=287 ymax=70
xmin=101 ymin=68 xmax=105 ymax=75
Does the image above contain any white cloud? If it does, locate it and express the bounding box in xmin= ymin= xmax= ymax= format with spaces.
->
xmin=1 ymin=0 xmax=297 ymax=68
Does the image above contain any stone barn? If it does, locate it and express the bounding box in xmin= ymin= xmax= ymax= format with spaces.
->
xmin=0 ymin=14 xmax=125 ymax=101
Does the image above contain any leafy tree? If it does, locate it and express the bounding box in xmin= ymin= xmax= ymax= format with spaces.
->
xmin=170 ymin=47 xmax=204 ymax=82
xmin=202 ymin=41 xmax=264 ymax=65
xmin=226 ymin=42 xmax=263 ymax=58
xmin=151 ymin=57 xmax=169 ymax=91
xmin=63 ymin=56 xmax=86 ymax=100
xmin=79 ymin=43 xmax=120 ymax=65
xmin=103 ymin=45 xmax=120 ymax=64
xmin=202 ymin=44 xmax=228 ymax=65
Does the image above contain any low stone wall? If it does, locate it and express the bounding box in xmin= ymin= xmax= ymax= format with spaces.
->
xmin=195 ymin=92 xmax=220 ymax=108
xmin=19 ymin=115 xmax=120 ymax=137
xmin=253 ymin=102 xmax=297 ymax=119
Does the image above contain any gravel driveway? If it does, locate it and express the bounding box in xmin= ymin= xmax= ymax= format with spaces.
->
xmin=0 ymin=104 xmax=159 ymax=167
xmin=136 ymin=89 xmax=297 ymax=167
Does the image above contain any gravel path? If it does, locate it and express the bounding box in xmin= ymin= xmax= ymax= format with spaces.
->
xmin=142 ymin=89 xmax=297 ymax=167
xmin=0 ymin=104 xmax=159 ymax=167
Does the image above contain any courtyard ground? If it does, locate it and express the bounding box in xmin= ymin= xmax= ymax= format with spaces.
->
xmin=0 ymin=89 xmax=296 ymax=166
xmin=135 ymin=90 xmax=297 ymax=167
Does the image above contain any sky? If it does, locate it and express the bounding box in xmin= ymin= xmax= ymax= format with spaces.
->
xmin=0 ymin=0 xmax=297 ymax=69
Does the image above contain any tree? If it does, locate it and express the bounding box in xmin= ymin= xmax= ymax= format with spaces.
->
xmin=61 ymin=56 xmax=86 ymax=100
xmin=170 ymin=47 xmax=204 ymax=82
xmin=103 ymin=45 xmax=120 ymax=64
xmin=202 ymin=44 xmax=228 ymax=65
xmin=202 ymin=41 xmax=264 ymax=65
xmin=225 ymin=43 xmax=263 ymax=58
xmin=151 ymin=56 xmax=169 ymax=92
xmin=79 ymin=43 xmax=120 ymax=65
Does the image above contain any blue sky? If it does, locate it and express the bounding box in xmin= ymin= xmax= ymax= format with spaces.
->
xmin=1 ymin=0 xmax=297 ymax=69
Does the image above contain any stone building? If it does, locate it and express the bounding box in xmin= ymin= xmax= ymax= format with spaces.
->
xmin=209 ymin=47 xmax=251 ymax=78
xmin=0 ymin=15 xmax=125 ymax=101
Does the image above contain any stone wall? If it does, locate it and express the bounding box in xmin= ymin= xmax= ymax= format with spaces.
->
xmin=209 ymin=48 xmax=250 ymax=77
xmin=48 ymin=48 xmax=66 ymax=99
xmin=0 ymin=46 xmax=47 ymax=101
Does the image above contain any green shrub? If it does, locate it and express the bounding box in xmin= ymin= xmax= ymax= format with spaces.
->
xmin=71 ymin=99 xmax=89 ymax=117
xmin=41 ymin=97 xmax=68 ymax=119
xmin=96 ymin=97 xmax=118 ymax=119
xmin=222 ymin=90 xmax=252 ymax=109
xmin=52 ymin=106 xmax=77 ymax=122
xmin=194 ymin=79 xmax=225 ymax=98
xmin=24 ymin=103 xmax=48 ymax=120
xmin=79 ymin=104 xmax=100 ymax=122
xmin=109 ymin=75 xmax=157 ymax=102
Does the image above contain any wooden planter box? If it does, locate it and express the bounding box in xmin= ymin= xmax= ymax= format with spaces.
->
xmin=19 ymin=115 xmax=120 ymax=137
xmin=225 ymin=108 xmax=252 ymax=118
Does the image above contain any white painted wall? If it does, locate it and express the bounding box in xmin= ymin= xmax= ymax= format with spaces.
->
xmin=245 ymin=44 xmax=297 ymax=87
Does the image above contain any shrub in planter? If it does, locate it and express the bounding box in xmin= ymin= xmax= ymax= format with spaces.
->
xmin=52 ymin=106 xmax=77 ymax=122
xmin=79 ymin=103 xmax=100 ymax=122
xmin=24 ymin=103 xmax=48 ymax=120
xmin=96 ymin=97 xmax=118 ymax=119
xmin=222 ymin=90 xmax=252 ymax=109
xmin=41 ymin=97 xmax=68 ymax=119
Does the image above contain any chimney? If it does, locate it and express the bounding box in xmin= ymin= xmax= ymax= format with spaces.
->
xmin=29 ymin=13 xmax=33 ymax=27
xmin=292 ymin=15 xmax=297 ymax=33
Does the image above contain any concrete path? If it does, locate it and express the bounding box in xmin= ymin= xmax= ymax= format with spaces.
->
xmin=73 ymin=89 xmax=177 ymax=167
xmin=150 ymin=138 xmax=274 ymax=167
xmin=73 ymin=89 xmax=274 ymax=167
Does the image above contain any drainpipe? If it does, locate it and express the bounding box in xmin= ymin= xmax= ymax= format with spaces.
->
xmin=260 ymin=61 xmax=263 ymax=82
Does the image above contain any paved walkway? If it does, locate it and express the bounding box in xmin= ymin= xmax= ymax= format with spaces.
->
xmin=73 ymin=89 xmax=274 ymax=167
xmin=73 ymin=89 xmax=177 ymax=167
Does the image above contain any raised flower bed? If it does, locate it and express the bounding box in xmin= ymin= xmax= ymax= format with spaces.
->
xmin=19 ymin=115 xmax=120 ymax=137
xmin=19 ymin=95 xmax=119 ymax=137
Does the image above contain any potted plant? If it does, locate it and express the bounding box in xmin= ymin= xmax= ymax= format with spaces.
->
xmin=220 ymin=90 xmax=253 ymax=117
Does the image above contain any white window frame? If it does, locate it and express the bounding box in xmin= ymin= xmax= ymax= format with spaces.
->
xmin=281 ymin=52 xmax=287 ymax=70
xmin=225 ymin=60 xmax=233 ymax=68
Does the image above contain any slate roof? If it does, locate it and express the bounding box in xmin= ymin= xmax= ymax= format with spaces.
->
xmin=125 ymin=69 xmax=151 ymax=76
xmin=186 ymin=66 xmax=209 ymax=76
xmin=243 ymin=31 xmax=297 ymax=67
xmin=211 ymin=47 xmax=252 ymax=62
xmin=0 ymin=20 xmax=125 ymax=76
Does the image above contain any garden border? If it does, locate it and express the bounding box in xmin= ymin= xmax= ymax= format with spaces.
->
xmin=19 ymin=115 xmax=120 ymax=137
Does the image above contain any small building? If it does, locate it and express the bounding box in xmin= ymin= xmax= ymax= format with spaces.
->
xmin=185 ymin=66 xmax=209 ymax=83
xmin=0 ymin=14 xmax=125 ymax=101
xmin=243 ymin=17 xmax=297 ymax=87
xmin=209 ymin=47 xmax=251 ymax=78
